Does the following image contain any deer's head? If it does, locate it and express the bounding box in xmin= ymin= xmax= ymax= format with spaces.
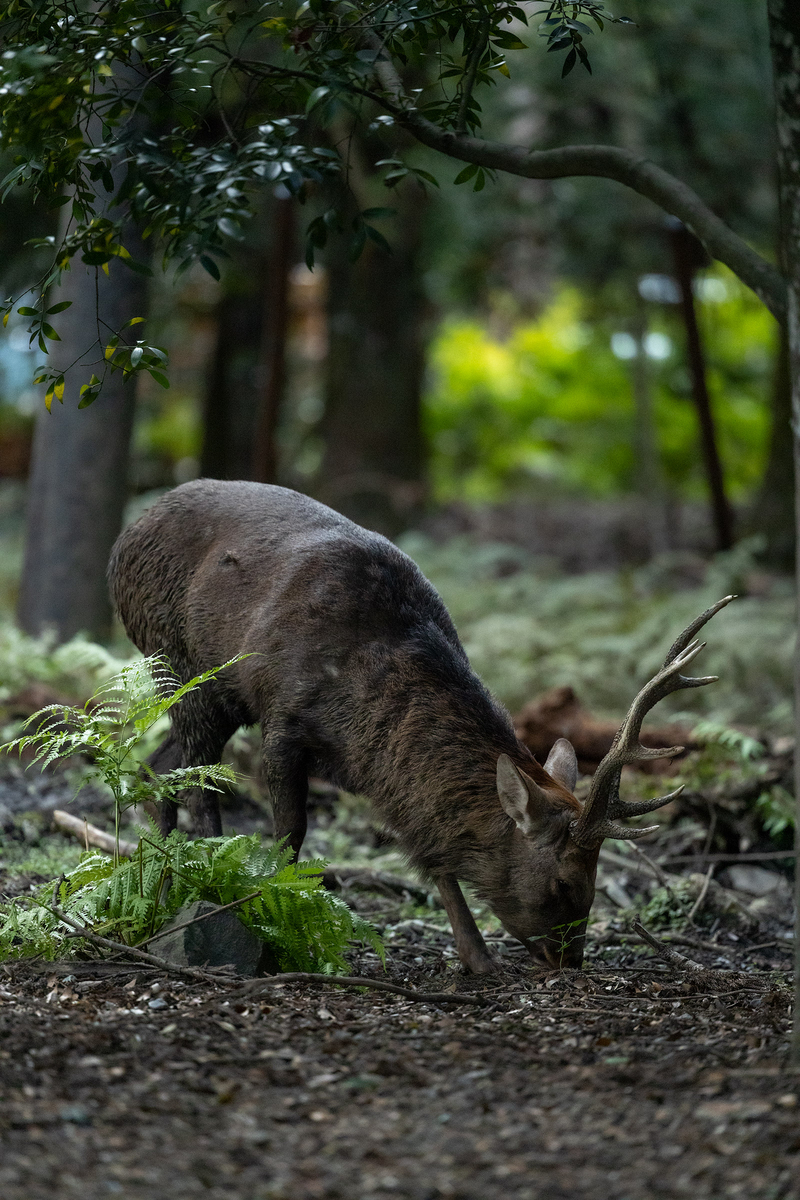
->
xmin=491 ymin=596 xmax=734 ymax=968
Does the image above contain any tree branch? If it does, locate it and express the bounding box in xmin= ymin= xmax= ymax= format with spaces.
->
xmin=402 ymin=114 xmax=786 ymax=323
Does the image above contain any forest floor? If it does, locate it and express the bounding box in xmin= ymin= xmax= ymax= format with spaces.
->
xmin=0 ymin=940 xmax=796 ymax=1200
xmin=0 ymin=615 xmax=798 ymax=1200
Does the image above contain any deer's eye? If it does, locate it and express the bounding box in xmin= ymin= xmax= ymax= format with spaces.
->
xmin=556 ymin=879 xmax=571 ymax=896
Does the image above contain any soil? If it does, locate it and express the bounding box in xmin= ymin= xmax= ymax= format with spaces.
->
xmin=0 ymin=936 xmax=797 ymax=1200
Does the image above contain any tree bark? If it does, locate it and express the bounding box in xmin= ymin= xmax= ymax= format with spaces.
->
xmin=17 ymin=228 xmax=148 ymax=643
xmin=669 ymin=222 xmax=734 ymax=551
xmin=629 ymin=294 xmax=669 ymax=556
xmin=251 ymin=195 xmax=294 ymax=484
xmin=765 ymin=0 xmax=800 ymax=1065
xmin=747 ymin=320 xmax=794 ymax=570
xmin=315 ymin=184 xmax=428 ymax=536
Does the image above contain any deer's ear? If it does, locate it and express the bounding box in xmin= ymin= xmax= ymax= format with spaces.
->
xmin=544 ymin=737 xmax=578 ymax=793
xmin=497 ymin=754 xmax=555 ymax=838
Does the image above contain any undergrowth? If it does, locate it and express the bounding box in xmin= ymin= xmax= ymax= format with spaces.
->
xmin=0 ymin=654 xmax=383 ymax=973
xmin=0 ymin=829 xmax=383 ymax=972
xmin=399 ymin=533 xmax=794 ymax=731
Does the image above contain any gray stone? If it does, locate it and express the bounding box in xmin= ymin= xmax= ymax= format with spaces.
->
xmin=153 ymin=901 xmax=277 ymax=976
xmin=723 ymin=865 xmax=783 ymax=897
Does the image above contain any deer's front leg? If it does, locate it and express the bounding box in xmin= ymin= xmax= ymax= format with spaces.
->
xmin=436 ymin=874 xmax=496 ymax=975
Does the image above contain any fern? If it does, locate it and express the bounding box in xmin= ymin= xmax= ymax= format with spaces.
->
xmin=2 ymin=652 xmax=245 ymax=857
xmin=0 ymin=831 xmax=383 ymax=972
xmin=0 ymin=653 xmax=383 ymax=972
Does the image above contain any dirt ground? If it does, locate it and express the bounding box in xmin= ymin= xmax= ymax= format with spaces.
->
xmin=1 ymin=934 xmax=797 ymax=1200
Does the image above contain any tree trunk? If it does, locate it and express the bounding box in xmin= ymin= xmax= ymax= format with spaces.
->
xmin=316 ymin=184 xmax=428 ymax=537
xmin=747 ymin=320 xmax=794 ymax=570
xmin=629 ymin=292 xmax=670 ymax=556
xmin=669 ymin=222 xmax=734 ymax=551
xmin=17 ymin=226 xmax=148 ymax=643
xmin=200 ymin=193 xmax=293 ymax=484
xmin=200 ymin=253 xmax=265 ymax=482
xmin=252 ymin=195 xmax=294 ymax=484
xmin=765 ymin=0 xmax=800 ymax=1065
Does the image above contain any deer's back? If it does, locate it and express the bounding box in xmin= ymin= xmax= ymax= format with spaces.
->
xmin=108 ymin=479 xmax=466 ymax=718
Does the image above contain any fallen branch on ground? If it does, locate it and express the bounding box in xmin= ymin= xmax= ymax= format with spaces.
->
xmin=631 ymin=919 xmax=704 ymax=971
xmin=53 ymin=810 xmax=137 ymax=858
xmin=238 ymin=972 xmax=488 ymax=1006
xmin=49 ymin=904 xmax=237 ymax=983
xmin=686 ymin=864 xmax=714 ymax=925
xmin=322 ymin=866 xmax=432 ymax=905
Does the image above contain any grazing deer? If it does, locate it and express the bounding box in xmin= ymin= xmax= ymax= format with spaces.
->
xmin=108 ymin=480 xmax=731 ymax=973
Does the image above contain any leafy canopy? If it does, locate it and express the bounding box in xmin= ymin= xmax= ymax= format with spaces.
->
xmin=0 ymin=1 xmax=629 ymax=397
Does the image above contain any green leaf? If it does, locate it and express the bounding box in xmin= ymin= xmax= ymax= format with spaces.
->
xmin=365 ymin=225 xmax=392 ymax=253
xmin=148 ymin=370 xmax=170 ymax=388
xmin=305 ymin=86 xmax=330 ymax=113
xmin=453 ymin=163 xmax=478 ymax=185
xmin=16 ymin=306 xmax=38 ymax=316
xmin=200 ymin=255 xmax=221 ymax=280
xmin=361 ymin=207 xmax=396 ymax=220
xmin=45 ymin=300 xmax=72 ymax=315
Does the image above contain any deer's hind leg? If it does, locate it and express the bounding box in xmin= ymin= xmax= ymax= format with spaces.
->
xmin=261 ymin=728 xmax=309 ymax=859
xmin=152 ymin=686 xmax=243 ymax=838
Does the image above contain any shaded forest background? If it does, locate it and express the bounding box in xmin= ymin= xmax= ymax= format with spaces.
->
xmin=0 ymin=0 xmax=789 ymax=654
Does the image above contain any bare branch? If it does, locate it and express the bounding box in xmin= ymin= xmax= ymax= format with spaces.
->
xmin=401 ymin=115 xmax=786 ymax=323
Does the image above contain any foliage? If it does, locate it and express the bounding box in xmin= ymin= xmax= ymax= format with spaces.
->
xmin=424 ymin=270 xmax=774 ymax=503
xmin=399 ymin=532 xmax=795 ymax=729
xmin=755 ymin=785 xmax=795 ymax=839
xmin=635 ymin=878 xmax=696 ymax=930
xmin=0 ymin=0 xmax=652 ymax=400
xmin=2 ymin=653 xmax=242 ymax=851
xmin=0 ymin=622 xmax=132 ymax=710
xmin=0 ymin=828 xmax=384 ymax=972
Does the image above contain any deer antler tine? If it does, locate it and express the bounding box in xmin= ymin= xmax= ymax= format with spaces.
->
xmin=570 ymin=599 xmax=733 ymax=850
xmin=596 ymin=822 xmax=660 ymax=842
xmin=613 ymin=785 xmax=685 ymax=819
xmin=662 ymin=595 xmax=736 ymax=669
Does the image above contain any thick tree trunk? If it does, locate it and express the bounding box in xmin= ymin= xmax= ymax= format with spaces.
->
xmin=252 ymin=195 xmax=294 ymax=484
xmin=316 ymin=185 xmax=427 ymax=536
xmin=629 ymin=293 xmax=670 ymax=556
xmin=200 ymin=194 xmax=293 ymax=484
xmin=200 ymin=255 xmax=264 ymax=482
xmin=669 ymin=222 xmax=734 ymax=551
xmin=748 ymin=321 xmax=794 ymax=570
xmin=766 ymin=0 xmax=800 ymax=1064
xmin=17 ymin=230 xmax=148 ymax=642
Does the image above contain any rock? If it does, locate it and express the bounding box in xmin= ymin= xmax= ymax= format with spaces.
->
xmin=722 ymin=865 xmax=783 ymax=897
xmin=153 ymin=901 xmax=278 ymax=976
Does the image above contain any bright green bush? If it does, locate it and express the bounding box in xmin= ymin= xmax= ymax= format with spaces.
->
xmin=424 ymin=269 xmax=774 ymax=504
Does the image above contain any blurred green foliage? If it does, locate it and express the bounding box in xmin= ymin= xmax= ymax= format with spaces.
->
xmin=399 ymin=532 xmax=794 ymax=728
xmin=424 ymin=267 xmax=774 ymax=504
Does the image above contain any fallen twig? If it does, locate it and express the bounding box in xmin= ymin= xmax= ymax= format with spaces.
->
xmin=686 ymin=864 xmax=714 ymax=925
xmin=322 ymin=866 xmax=432 ymax=905
xmin=631 ymin=919 xmax=704 ymax=971
xmin=53 ymin=810 xmax=138 ymax=859
xmin=49 ymin=904 xmax=236 ymax=983
xmin=237 ymin=972 xmax=488 ymax=1006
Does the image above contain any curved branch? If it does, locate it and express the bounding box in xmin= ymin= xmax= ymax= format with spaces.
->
xmin=403 ymin=113 xmax=786 ymax=324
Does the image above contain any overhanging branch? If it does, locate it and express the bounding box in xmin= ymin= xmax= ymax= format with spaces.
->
xmin=402 ymin=113 xmax=786 ymax=324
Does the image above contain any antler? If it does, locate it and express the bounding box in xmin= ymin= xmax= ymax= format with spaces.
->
xmin=569 ymin=596 xmax=735 ymax=849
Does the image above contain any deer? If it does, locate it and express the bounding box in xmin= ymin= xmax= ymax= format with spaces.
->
xmin=108 ymin=479 xmax=732 ymax=973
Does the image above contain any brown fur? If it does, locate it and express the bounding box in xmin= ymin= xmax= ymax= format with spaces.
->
xmin=108 ymin=480 xmax=596 ymax=970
